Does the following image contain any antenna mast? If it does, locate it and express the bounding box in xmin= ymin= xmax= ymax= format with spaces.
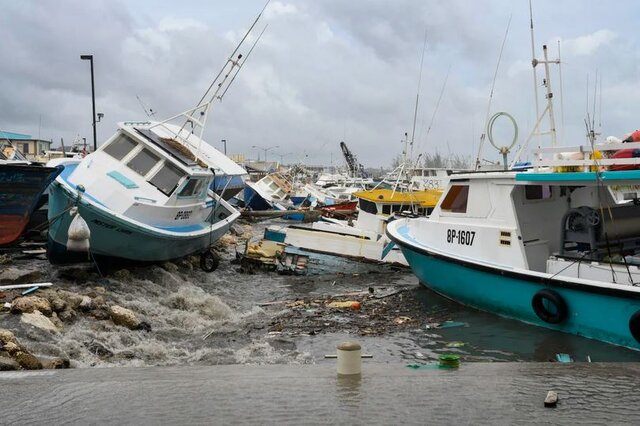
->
xmin=529 ymin=0 xmax=540 ymax=128
xmin=474 ymin=13 xmax=512 ymax=171
xmin=509 ymin=44 xmax=560 ymax=168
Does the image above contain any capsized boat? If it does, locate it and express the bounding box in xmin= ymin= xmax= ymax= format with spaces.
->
xmin=243 ymin=172 xmax=293 ymax=211
xmin=1 ymin=141 xmax=63 ymax=245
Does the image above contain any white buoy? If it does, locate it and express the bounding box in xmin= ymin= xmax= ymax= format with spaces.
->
xmin=66 ymin=207 xmax=91 ymax=252
xmin=336 ymin=341 xmax=362 ymax=376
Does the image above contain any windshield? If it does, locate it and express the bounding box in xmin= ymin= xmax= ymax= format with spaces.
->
xmin=0 ymin=141 xmax=28 ymax=161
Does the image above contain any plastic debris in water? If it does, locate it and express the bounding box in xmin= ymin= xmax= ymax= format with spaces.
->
xmin=555 ymin=353 xmax=573 ymax=363
xmin=446 ymin=341 xmax=465 ymax=348
xmin=438 ymin=321 xmax=468 ymax=329
xmin=438 ymin=354 xmax=460 ymax=368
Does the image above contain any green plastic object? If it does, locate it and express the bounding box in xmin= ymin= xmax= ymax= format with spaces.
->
xmin=438 ymin=354 xmax=460 ymax=369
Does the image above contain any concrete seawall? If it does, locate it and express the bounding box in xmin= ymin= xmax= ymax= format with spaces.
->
xmin=1 ymin=362 xmax=638 ymax=424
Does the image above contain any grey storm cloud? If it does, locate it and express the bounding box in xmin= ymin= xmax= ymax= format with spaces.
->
xmin=1 ymin=0 xmax=640 ymax=167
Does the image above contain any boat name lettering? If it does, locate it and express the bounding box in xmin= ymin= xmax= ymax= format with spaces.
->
xmin=447 ymin=229 xmax=475 ymax=246
xmin=174 ymin=210 xmax=192 ymax=220
xmin=92 ymin=219 xmax=116 ymax=229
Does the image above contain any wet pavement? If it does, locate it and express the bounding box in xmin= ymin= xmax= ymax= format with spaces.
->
xmin=1 ymin=362 xmax=639 ymax=425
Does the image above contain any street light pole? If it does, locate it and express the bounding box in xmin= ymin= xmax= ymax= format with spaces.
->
xmin=221 ymin=139 xmax=227 ymax=155
xmin=252 ymin=145 xmax=279 ymax=163
xmin=80 ymin=55 xmax=97 ymax=152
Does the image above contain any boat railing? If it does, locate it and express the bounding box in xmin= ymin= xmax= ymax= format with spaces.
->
xmin=533 ymin=141 xmax=640 ymax=171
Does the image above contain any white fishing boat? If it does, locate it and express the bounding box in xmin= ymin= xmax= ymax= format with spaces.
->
xmin=387 ymin=43 xmax=640 ymax=350
xmin=46 ymin=6 xmax=268 ymax=268
xmin=243 ymin=172 xmax=293 ymax=211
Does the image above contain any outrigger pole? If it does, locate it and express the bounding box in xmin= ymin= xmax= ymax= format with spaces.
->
xmin=150 ymin=0 xmax=271 ymax=162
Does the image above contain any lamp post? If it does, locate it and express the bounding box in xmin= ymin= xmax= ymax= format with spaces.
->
xmin=221 ymin=139 xmax=227 ymax=155
xmin=252 ymin=145 xmax=279 ymax=163
xmin=80 ymin=54 xmax=97 ymax=151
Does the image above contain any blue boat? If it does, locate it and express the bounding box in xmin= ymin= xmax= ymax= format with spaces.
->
xmin=0 ymin=160 xmax=63 ymax=246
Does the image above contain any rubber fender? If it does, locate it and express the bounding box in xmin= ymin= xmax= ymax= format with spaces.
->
xmin=531 ymin=289 xmax=568 ymax=324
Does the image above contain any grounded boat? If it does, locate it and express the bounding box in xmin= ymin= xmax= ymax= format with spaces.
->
xmin=46 ymin=6 xmax=267 ymax=265
xmin=47 ymin=122 xmax=240 ymax=263
xmin=243 ymin=172 xmax=293 ymax=211
xmin=266 ymin=187 xmax=442 ymax=266
xmin=0 ymin=142 xmax=63 ymax=245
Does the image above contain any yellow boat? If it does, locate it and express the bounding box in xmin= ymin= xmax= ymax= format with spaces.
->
xmin=352 ymin=188 xmax=443 ymax=216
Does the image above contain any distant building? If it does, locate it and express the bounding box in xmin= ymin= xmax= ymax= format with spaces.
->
xmin=229 ymin=153 xmax=245 ymax=163
xmin=0 ymin=131 xmax=53 ymax=162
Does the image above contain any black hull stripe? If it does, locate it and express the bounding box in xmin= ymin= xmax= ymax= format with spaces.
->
xmin=386 ymin=227 xmax=640 ymax=300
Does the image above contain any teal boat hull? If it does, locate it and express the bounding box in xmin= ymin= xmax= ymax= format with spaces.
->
xmin=48 ymin=175 xmax=235 ymax=263
xmin=389 ymin=224 xmax=640 ymax=351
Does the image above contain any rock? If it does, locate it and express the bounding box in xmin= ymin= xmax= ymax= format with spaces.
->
xmin=0 ymin=254 xmax=11 ymax=265
xmin=93 ymin=286 xmax=107 ymax=295
xmin=161 ymin=262 xmax=179 ymax=273
xmin=20 ymin=310 xmax=61 ymax=333
xmin=113 ymin=269 xmax=133 ymax=281
xmin=43 ymin=357 xmax=70 ymax=369
xmin=109 ymin=305 xmax=141 ymax=330
xmin=78 ymin=296 xmax=93 ymax=312
xmin=92 ymin=295 xmax=106 ymax=307
xmin=2 ymin=341 xmax=19 ymax=355
xmin=49 ymin=312 xmax=64 ymax=330
xmin=0 ymin=291 xmax=6 ymax=300
xmin=0 ymin=329 xmax=18 ymax=345
xmin=13 ymin=350 xmax=43 ymax=370
xmin=0 ymin=356 xmax=19 ymax=371
xmin=11 ymin=296 xmax=52 ymax=316
xmin=58 ymin=308 xmax=77 ymax=323
xmin=57 ymin=290 xmax=84 ymax=309
xmin=0 ymin=267 xmax=41 ymax=284
xmin=85 ymin=340 xmax=113 ymax=358
xmin=89 ymin=307 xmax=111 ymax=321
xmin=49 ymin=297 xmax=67 ymax=313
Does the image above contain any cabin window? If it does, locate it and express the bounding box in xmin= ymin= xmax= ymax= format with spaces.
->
xmin=382 ymin=205 xmax=391 ymax=215
xmin=391 ymin=204 xmax=411 ymax=213
xmin=127 ymin=148 xmax=160 ymax=177
xmin=178 ymin=178 xmax=205 ymax=197
xmin=104 ymin=134 xmax=137 ymax=160
xmin=359 ymin=199 xmax=378 ymax=214
xmin=440 ymin=185 xmax=469 ymax=213
xmin=148 ymin=163 xmax=185 ymax=196
xmin=525 ymin=185 xmax=552 ymax=200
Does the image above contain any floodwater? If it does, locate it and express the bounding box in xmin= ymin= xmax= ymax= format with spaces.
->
xmin=3 ymin=219 xmax=640 ymax=368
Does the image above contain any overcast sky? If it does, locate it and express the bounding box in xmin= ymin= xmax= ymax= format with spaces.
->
xmin=2 ymin=0 xmax=639 ymax=167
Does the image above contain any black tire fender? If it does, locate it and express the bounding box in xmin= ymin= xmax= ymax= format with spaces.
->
xmin=532 ymin=289 xmax=568 ymax=324
xmin=200 ymin=250 xmax=220 ymax=272
xmin=629 ymin=311 xmax=640 ymax=343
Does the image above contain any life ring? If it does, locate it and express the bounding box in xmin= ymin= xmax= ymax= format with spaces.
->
xmin=531 ymin=289 xmax=568 ymax=324
xmin=629 ymin=311 xmax=640 ymax=343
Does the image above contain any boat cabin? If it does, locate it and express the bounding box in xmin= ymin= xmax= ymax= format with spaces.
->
xmin=425 ymin=141 xmax=640 ymax=285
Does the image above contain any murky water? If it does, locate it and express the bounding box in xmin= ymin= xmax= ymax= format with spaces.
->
xmin=3 ymin=220 xmax=640 ymax=368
